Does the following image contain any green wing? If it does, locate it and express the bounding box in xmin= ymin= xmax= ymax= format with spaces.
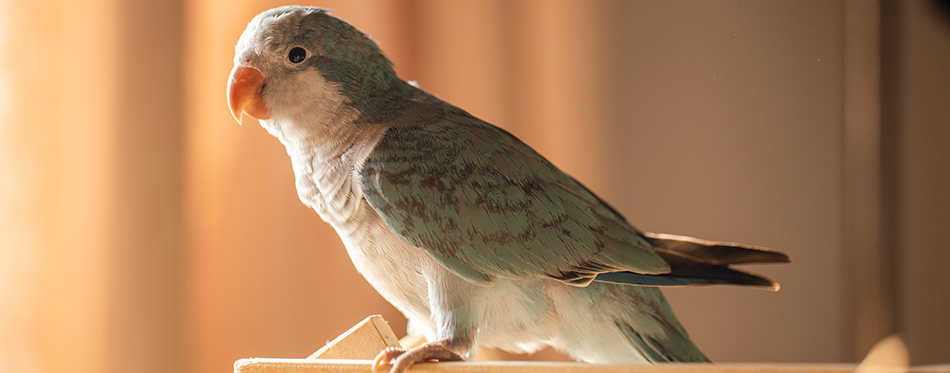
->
xmin=359 ymin=108 xmax=669 ymax=285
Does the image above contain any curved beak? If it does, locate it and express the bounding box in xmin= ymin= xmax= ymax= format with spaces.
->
xmin=227 ymin=64 xmax=271 ymax=124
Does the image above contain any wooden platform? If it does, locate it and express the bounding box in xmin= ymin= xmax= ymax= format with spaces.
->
xmin=234 ymin=315 xmax=947 ymax=373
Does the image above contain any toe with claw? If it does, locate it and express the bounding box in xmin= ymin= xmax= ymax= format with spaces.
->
xmin=373 ymin=341 xmax=464 ymax=373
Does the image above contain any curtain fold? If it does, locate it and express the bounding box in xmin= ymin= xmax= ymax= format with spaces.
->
xmin=0 ymin=1 xmax=118 ymax=372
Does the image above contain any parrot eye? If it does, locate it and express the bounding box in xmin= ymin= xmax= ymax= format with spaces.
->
xmin=288 ymin=47 xmax=307 ymax=64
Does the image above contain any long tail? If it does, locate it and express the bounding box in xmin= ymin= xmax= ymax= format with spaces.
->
xmin=598 ymin=233 xmax=787 ymax=363
xmin=595 ymin=232 xmax=790 ymax=290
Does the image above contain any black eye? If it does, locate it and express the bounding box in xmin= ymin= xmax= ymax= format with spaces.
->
xmin=288 ymin=47 xmax=307 ymax=63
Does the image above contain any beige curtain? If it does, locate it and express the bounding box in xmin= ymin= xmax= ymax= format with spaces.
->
xmin=2 ymin=1 xmax=119 ymax=372
xmin=3 ymin=1 xmax=948 ymax=372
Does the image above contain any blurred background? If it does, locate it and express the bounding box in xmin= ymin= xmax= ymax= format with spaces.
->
xmin=1 ymin=0 xmax=948 ymax=372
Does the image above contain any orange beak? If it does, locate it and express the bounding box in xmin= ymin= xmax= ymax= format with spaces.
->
xmin=227 ymin=64 xmax=271 ymax=124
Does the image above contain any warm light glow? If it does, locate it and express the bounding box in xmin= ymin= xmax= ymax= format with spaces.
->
xmin=1 ymin=1 xmax=949 ymax=372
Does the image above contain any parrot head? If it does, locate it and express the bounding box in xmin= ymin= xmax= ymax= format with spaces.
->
xmin=227 ymin=6 xmax=405 ymax=126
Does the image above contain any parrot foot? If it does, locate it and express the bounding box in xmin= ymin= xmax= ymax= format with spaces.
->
xmin=372 ymin=341 xmax=464 ymax=373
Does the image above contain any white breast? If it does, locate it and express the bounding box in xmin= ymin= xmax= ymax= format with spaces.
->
xmin=286 ymin=125 xmax=384 ymax=232
xmin=339 ymin=207 xmax=435 ymax=326
xmin=278 ymin=120 xmax=437 ymax=328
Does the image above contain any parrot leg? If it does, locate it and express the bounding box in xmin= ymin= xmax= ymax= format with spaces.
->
xmin=371 ymin=265 xmax=475 ymax=372
xmin=372 ymin=341 xmax=464 ymax=373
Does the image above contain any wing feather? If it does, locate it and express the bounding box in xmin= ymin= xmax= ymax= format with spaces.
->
xmin=359 ymin=107 xmax=668 ymax=285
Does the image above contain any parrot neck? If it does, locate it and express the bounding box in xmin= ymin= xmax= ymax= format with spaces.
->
xmin=333 ymin=72 xmax=418 ymax=123
xmin=281 ymin=119 xmax=388 ymax=230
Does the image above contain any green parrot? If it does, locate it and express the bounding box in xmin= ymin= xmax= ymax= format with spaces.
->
xmin=227 ymin=6 xmax=789 ymax=373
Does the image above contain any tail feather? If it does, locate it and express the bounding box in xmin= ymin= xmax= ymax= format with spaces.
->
xmin=644 ymin=232 xmax=790 ymax=265
xmin=598 ymin=233 xmax=787 ymax=363
xmin=593 ymin=232 xmax=788 ymax=290
xmin=595 ymin=257 xmax=779 ymax=290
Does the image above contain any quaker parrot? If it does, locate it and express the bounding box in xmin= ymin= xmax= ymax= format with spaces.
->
xmin=227 ymin=6 xmax=789 ymax=373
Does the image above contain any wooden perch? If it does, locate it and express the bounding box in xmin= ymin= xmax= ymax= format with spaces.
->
xmin=306 ymin=315 xmax=401 ymax=360
xmin=235 ymin=315 xmax=947 ymax=373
